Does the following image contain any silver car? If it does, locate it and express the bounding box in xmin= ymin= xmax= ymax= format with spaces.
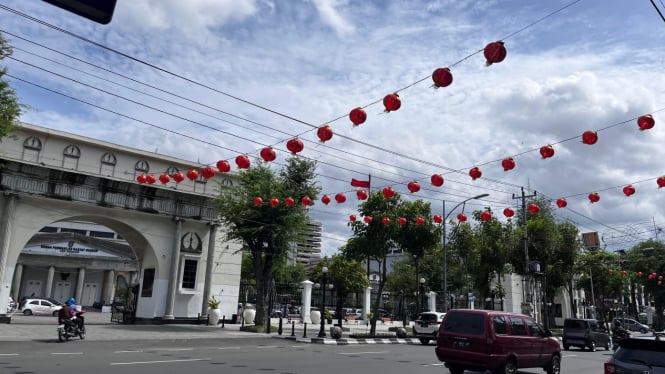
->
xmin=21 ymin=298 xmax=63 ymax=316
xmin=613 ymin=317 xmax=650 ymax=334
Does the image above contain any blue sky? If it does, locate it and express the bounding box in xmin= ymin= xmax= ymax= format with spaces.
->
xmin=2 ymin=0 xmax=665 ymax=256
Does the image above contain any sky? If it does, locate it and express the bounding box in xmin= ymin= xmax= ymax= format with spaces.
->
xmin=2 ymin=0 xmax=665 ymax=257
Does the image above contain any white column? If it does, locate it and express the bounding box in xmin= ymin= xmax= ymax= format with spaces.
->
xmin=11 ymin=263 xmax=23 ymax=301
xmin=45 ymin=265 xmax=55 ymax=298
xmin=201 ymin=222 xmax=219 ymax=317
xmin=362 ymin=286 xmax=372 ymax=321
xmin=0 ymin=193 xmax=18 ymax=316
xmin=301 ymin=280 xmax=313 ymax=324
xmin=164 ymin=217 xmax=184 ymax=319
xmin=428 ymin=291 xmax=437 ymax=312
xmin=75 ymin=268 xmax=86 ymax=302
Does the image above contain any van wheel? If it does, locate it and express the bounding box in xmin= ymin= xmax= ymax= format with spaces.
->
xmin=589 ymin=341 xmax=596 ymax=352
xmin=419 ymin=338 xmax=430 ymax=345
xmin=498 ymin=359 xmax=517 ymax=374
xmin=545 ymin=355 xmax=561 ymax=374
xmin=604 ymin=340 xmax=611 ymax=351
xmin=448 ymin=366 xmax=464 ymax=374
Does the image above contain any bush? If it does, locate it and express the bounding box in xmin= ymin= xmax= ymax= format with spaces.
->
xmin=208 ymin=296 xmax=220 ymax=309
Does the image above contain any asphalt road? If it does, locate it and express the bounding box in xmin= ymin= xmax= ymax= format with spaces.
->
xmin=0 ymin=336 xmax=612 ymax=374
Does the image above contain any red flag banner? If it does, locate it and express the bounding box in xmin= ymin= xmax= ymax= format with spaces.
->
xmin=351 ymin=178 xmax=371 ymax=188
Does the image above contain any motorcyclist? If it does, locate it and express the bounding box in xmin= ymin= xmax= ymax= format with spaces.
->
xmin=57 ymin=302 xmax=77 ymax=333
xmin=67 ymin=297 xmax=85 ymax=332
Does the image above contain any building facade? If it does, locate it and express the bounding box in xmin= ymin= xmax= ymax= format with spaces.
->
xmin=287 ymin=219 xmax=322 ymax=266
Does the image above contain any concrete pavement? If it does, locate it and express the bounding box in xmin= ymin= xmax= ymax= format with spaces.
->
xmin=0 ymin=311 xmax=414 ymax=344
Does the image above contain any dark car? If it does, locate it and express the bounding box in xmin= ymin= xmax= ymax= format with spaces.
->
xmin=604 ymin=333 xmax=665 ymax=374
xmin=435 ymin=309 xmax=561 ymax=374
xmin=562 ymin=318 xmax=611 ymax=351
xmin=611 ymin=317 xmax=650 ymax=333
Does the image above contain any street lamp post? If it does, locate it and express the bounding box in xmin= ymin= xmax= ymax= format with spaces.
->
xmin=442 ymin=193 xmax=490 ymax=312
xmin=420 ymin=278 xmax=426 ymax=313
xmin=318 ymin=266 xmax=328 ymax=338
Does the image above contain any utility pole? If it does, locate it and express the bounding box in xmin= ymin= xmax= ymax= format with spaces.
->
xmin=512 ymin=187 xmax=537 ymax=318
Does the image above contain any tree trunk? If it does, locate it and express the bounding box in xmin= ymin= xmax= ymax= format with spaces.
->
xmin=336 ymin=294 xmax=345 ymax=327
xmin=369 ymin=256 xmax=388 ymax=335
xmin=566 ymin=278 xmax=576 ymax=318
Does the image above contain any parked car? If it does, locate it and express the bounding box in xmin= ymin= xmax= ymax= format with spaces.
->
xmin=604 ymin=333 xmax=665 ymax=373
xmin=562 ymin=318 xmax=611 ymax=351
xmin=7 ymin=296 xmax=18 ymax=313
xmin=435 ymin=309 xmax=561 ymax=374
xmin=612 ymin=317 xmax=650 ymax=333
xmin=412 ymin=311 xmax=445 ymax=344
xmin=21 ymin=298 xmax=63 ymax=316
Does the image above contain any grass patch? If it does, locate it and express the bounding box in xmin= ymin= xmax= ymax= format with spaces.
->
xmin=239 ymin=324 xmax=279 ymax=333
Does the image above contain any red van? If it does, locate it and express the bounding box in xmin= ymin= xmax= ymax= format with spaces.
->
xmin=435 ymin=309 xmax=561 ymax=374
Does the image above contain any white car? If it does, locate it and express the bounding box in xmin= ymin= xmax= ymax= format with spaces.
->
xmin=21 ymin=298 xmax=63 ymax=316
xmin=412 ymin=311 xmax=446 ymax=344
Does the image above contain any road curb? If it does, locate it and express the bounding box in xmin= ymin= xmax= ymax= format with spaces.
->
xmin=276 ymin=335 xmax=423 ymax=345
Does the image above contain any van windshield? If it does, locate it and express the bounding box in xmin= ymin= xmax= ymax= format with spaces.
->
xmin=564 ymin=319 xmax=587 ymax=329
xmin=443 ymin=313 xmax=485 ymax=335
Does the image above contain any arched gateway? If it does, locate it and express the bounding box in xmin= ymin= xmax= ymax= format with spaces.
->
xmin=0 ymin=123 xmax=242 ymax=321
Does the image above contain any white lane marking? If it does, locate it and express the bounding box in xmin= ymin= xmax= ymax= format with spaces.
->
xmin=217 ymin=347 xmax=240 ymax=350
xmin=0 ymin=353 xmax=19 ymax=356
xmin=257 ymin=346 xmax=278 ymax=349
xmin=336 ymin=351 xmax=389 ymax=355
xmin=51 ymin=352 xmax=83 ymax=355
xmin=110 ymin=358 xmax=210 ymax=366
xmin=115 ymin=350 xmax=143 ymax=353
xmin=163 ymin=348 xmax=193 ymax=351
xmin=291 ymin=345 xmax=307 ymax=348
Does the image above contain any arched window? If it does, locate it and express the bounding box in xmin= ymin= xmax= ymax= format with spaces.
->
xmin=22 ymin=136 xmax=42 ymax=162
xmin=100 ymin=152 xmax=117 ymax=176
xmin=134 ymin=160 xmax=149 ymax=179
xmin=63 ymin=144 xmax=81 ymax=170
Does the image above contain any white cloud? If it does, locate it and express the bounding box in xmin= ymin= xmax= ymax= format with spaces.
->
xmin=306 ymin=0 xmax=355 ymax=36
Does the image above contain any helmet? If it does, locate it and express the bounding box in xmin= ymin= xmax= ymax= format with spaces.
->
xmin=68 ymin=297 xmax=76 ymax=305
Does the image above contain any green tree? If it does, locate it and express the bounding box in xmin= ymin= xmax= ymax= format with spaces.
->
xmin=216 ymin=157 xmax=319 ymax=325
xmin=549 ymin=221 xmax=580 ymax=318
xmin=576 ymin=250 xmax=621 ymax=323
xmin=625 ymin=240 xmax=665 ymax=330
xmin=1 ymin=32 xmax=22 ymax=140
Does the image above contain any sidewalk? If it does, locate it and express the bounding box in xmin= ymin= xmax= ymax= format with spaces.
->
xmin=0 ymin=311 xmax=414 ymax=344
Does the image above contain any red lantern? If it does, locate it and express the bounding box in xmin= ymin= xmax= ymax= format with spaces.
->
xmin=501 ymin=157 xmax=515 ymax=171
xmin=260 ymin=147 xmax=276 ymax=162
xmin=335 ymin=193 xmax=346 ymax=204
xmin=383 ymin=93 xmax=401 ymax=112
xmin=582 ymin=130 xmax=598 ymax=145
xmin=431 ymin=174 xmax=444 ymax=187
xmin=399 ymin=217 xmax=407 ymax=226
xmin=637 ymin=114 xmax=655 ymax=131
xmin=145 ymin=174 xmax=156 ymax=184
xmin=349 ymin=214 xmax=356 ymax=222
xmin=382 ymin=217 xmax=391 ymax=225
xmin=481 ymin=211 xmax=492 ymax=221
xmin=356 ymin=190 xmax=368 ymax=200
xmin=608 ymin=269 xmax=614 ymax=275
xmin=285 ymin=197 xmax=295 ymax=207
xmin=136 ymin=174 xmax=147 ymax=184
xmin=503 ymin=207 xmax=515 ymax=218
xmin=660 ymin=275 xmax=664 ymax=281
xmin=588 ymin=192 xmax=600 ymax=203
xmin=638 ymin=271 xmax=643 ymax=278
xmin=649 ymin=274 xmax=654 ymax=279
xmin=186 ymin=169 xmax=199 ymax=181
xmin=236 ymin=155 xmax=251 ymax=169
xmin=301 ymin=196 xmax=312 ymax=206
xmin=201 ymin=166 xmax=215 ymax=179
xmin=659 ymin=280 xmax=663 ymax=286
xmin=621 ymin=270 xmax=627 ymax=276
xmin=364 ymin=216 xmax=372 ymax=224
xmin=539 ymin=145 xmax=555 ymax=159
xmin=658 ymin=176 xmax=665 ymax=188
xmin=216 ymin=160 xmax=231 ymax=173
xmin=433 ymin=215 xmax=443 ymax=224
xmin=172 ymin=171 xmax=185 ymax=183
xmin=483 ymin=41 xmax=506 ymax=66
xmin=383 ymin=187 xmax=395 ymax=199
xmin=623 ymin=185 xmax=636 ymax=197
xmin=270 ymin=198 xmax=279 ymax=207
xmin=317 ymin=125 xmax=333 ymax=143
xmin=431 ymin=67 xmax=453 ymax=88
xmin=321 ymin=195 xmax=331 ymax=205
xmin=407 ymin=181 xmax=421 ymax=193
xmin=349 ymin=107 xmax=367 ymax=126
xmin=457 ymin=213 xmax=467 ymax=222
xmin=415 ymin=217 xmax=425 ymax=225
xmin=253 ymin=197 xmax=263 ymax=206
xmin=556 ymin=198 xmax=567 ymax=208
xmin=528 ymin=203 xmax=540 ymax=214
xmin=286 ymin=138 xmax=304 ymax=154
xmin=159 ymin=173 xmax=170 ymax=184
xmin=469 ymin=167 xmax=482 ymax=180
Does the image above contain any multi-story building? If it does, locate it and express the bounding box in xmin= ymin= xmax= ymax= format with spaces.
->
xmin=287 ymin=219 xmax=322 ymax=266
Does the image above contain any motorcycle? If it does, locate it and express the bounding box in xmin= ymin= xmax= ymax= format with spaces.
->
xmin=612 ymin=326 xmax=631 ymax=351
xmin=57 ymin=310 xmax=86 ymax=342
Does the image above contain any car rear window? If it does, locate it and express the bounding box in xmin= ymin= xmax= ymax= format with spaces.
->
xmin=443 ymin=313 xmax=485 ymax=335
xmin=564 ymin=319 xmax=587 ymax=329
xmin=418 ymin=313 xmax=440 ymax=322
xmin=615 ymin=341 xmax=665 ymax=367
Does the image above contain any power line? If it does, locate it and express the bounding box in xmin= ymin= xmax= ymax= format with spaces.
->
xmin=650 ymin=0 xmax=665 ymax=23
